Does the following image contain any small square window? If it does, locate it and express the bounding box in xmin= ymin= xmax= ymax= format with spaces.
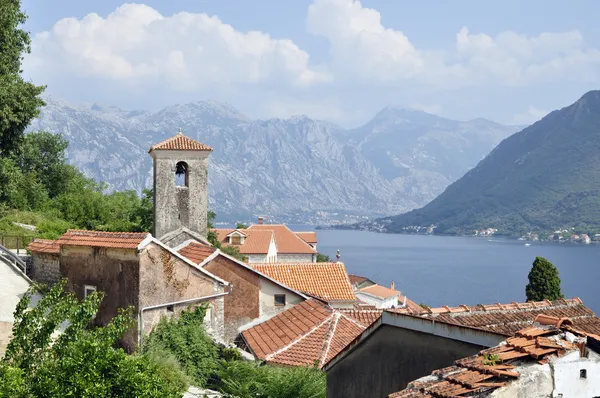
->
xmin=580 ymin=369 xmax=587 ymax=379
xmin=274 ymin=294 xmax=286 ymax=306
xmin=84 ymin=285 xmax=97 ymax=298
xmin=167 ymin=305 xmax=174 ymax=313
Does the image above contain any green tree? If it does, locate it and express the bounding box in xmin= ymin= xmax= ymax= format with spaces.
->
xmin=236 ymin=222 xmax=248 ymax=229
xmin=316 ymin=253 xmax=330 ymax=262
xmin=0 ymin=0 xmax=45 ymax=154
xmin=2 ymin=280 xmax=187 ymax=397
xmin=525 ymin=256 xmax=564 ymax=302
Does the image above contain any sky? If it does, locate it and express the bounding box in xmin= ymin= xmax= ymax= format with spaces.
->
xmin=20 ymin=0 xmax=600 ymax=127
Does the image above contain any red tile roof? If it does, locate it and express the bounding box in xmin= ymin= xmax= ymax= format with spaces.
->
xmin=242 ymin=299 xmax=382 ymax=368
xmin=27 ymin=239 xmax=60 ymax=254
xmin=213 ymin=228 xmax=274 ymax=255
xmin=389 ymin=319 xmax=599 ymax=398
xmin=56 ymin=230 xmax=149 ymax=249
xmin=248 ymin=224 xmax=316 ymax=254
xmin=389 ymin=298 xmax=600 ymax=337
xmin=348 ymin=274 xmax=375 ymax=287
xmin=296 ymin=231 xmax=317 ymax=244
xmin=178 ymin=242 xmax=216 ymax=264
xmin=359 ymin=284 xmax=400 ymax=299
xmin=250 ymin=262 xmax=356 ymax=302
xmin=149 ymin=131 xmax=213 ymax=152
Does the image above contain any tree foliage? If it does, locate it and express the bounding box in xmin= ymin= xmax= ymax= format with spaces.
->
xmin=0 ymin=0 xmax=45 ymax=154
xmin=1 ymin=279 xmax=187 ymax=397
xmin=525 ymin=256 xmax=564 ymax=302
xmin=316 ymin=253 xmax=330 ymax=262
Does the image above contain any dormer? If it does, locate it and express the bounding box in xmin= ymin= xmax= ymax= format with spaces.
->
xmin=226 ymin=230 xmax=248 ymax=245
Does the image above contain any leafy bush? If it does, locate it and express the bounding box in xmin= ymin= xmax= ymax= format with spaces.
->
xmin=216 ymin=360 xmax=326 ymax=398
xmin=143 ymin=306 xmax=219 ymax=387
xmin=1 ymin=279 xmax=187 ymax=398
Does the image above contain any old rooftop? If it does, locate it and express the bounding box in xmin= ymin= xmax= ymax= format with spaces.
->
xmin=56 ymin=230 xmax=149 ymax=250
xmin=359 ymin=284 xmax=401 ymax=299
xmin=177 ymin=242 xmax=217 ymax=264
xmin=148 ymin=131 xmax=213 ymax=153
xmin=248 ymin=224 xmax=316 ymax=254
xmin=27 ymin=239 xmax=60 ymax=254
xmin=213 ymin=228 xmax=274 ymax=254
xmin=250 ymin=262 xmax=356 ymax=302
xmin=241 ymin=299 xmax=381 ymax=369
xmin=389 ymin=315 xmax=600 ymax=398
xmin=389 ymin=297 xmax=600 ymax=336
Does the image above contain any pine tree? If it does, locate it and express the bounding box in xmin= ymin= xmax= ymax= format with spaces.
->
xmin=525 ymin=256 xmax=563 ymax=302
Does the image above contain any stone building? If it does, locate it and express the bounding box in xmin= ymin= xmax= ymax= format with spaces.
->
xmin=27 ymin=238 xmax=61 ymax=285
xmin=177 ymin=241 xmax=307 ymax=342
xmin=55 ymin=229 xmax=230 ymax=350
xmin=149 ymin=131 xmax=213 ymax=244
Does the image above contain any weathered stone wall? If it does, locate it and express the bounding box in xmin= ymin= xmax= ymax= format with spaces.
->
xmin=139 ymin=242 xmax=225 ymax=342
xmin=277 ymin=253 xmax=315 ymax=263
xmin=326 ymin=325 xmax=487 ymax=398
xmin=204 ymin=255 xmax=260 ymax=342
xmin=30 ymin=252 xmax=60 ymax=285
xmin=59 ymin=245 xmax=140 ymax=350
xmin=152 ymin=150 xmax=209 ymax=239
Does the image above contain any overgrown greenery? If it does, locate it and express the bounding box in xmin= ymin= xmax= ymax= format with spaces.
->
xmin=316 ymin=253 xmax=331 ymax=262
xmin=144 ymin=306 xmax=326 ymax=397
xmin=236 ymin=222 xmax=249 ymax=229
xmin=0 ymin=0 xmax=45 ymax=155
xmin=385 ymin=91 xmax=600 ymax=236
xmin=0 ymin=280 xmax=188 ymax=397
xmin=525 ymin=256 xmax=564 ymax=302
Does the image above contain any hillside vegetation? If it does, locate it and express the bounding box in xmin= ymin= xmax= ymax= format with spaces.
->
xmin=384 ymin=91 xmax=600 ymax=236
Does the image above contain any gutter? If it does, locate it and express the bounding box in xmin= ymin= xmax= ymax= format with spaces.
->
xmin=138 ymin=285 xmax=232 ymax=349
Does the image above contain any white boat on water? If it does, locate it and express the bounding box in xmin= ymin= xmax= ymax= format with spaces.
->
xmin=524 ymin=243 xmax=531 ymax=246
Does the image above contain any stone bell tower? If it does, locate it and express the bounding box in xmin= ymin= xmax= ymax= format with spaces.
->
xmin=149 ymin=130 xmax=212 ymax=239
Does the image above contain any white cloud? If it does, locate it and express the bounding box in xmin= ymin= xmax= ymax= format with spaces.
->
xmin=27 ymin=4 xmax=327 ymax=90
xmin=23 ymin=0 xmax=600 ymax=125
xmin=512 ymin=106 xmax=549 ymax=125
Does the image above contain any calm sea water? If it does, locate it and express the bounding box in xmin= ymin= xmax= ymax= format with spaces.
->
xmin=290 ymin=227 xmax=600 ymax=314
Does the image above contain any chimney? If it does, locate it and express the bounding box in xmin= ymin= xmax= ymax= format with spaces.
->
xmin=336 ymin=249 xmax=341 ymax=262
xmin=391 ymin=281 xmax=395 ymax=290
xmin=258 ymin=217 xmax=264 ymax=225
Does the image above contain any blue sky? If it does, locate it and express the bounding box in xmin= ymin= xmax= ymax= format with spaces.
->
xmin=20 ymin=0 xmax=600 ymax=126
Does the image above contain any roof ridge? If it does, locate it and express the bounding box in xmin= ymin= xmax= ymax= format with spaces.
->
xmin=319 ymin=313 xmax=342 ymax=368
xmin=265 ymin=312 xmax=335 ymax=361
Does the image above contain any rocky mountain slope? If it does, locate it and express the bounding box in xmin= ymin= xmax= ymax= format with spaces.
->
xmin=28 ymin=98 xmax=519 ymax=220
xmin=382 ymin=90 xmax=600 ymax=235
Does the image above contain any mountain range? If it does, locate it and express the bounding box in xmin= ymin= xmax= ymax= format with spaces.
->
xmin=381 ymin=90 xmax=600 ymax=235
xmin=28 ymin=98 xmax=520 ymax=221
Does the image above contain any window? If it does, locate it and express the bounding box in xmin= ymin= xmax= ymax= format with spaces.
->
xmin=84 ymin=285 xmax=97 ymax=298
xmin=175 ymin=161 xmax=189 ymax=187
xmin=580 ymin=369 xmax=587 ymax=379
xmin=274 ymin=294 xmax=286 ymax=306
xmin=230 ymin=235 xmax=242 ymax=245
xmin=166 ymin=305 xmax=174 ymax=313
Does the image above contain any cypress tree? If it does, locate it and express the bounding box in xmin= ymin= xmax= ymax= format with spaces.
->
xmin=525 ymin=256 xmax=563 ymax=302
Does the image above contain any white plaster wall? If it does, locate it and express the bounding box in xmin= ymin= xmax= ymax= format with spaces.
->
xmin=329 ymin=301 xmax=356 ymax=309
xmin=355 ymin=293 xmax=398 ymax=309
xmin=490 ymin=362 xmax=553 ymax=398
xmin=267 ymin=238 xmax=277 ymax=263
xmin=277 ymin=253 xmax=314 ymax=263
xmin=258 ymin=277 xmax=304 ymax=320
xmin=552 ymin=349 xmax=600 ymax=398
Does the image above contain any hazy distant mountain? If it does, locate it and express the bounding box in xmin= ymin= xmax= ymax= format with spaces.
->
xmin=383 ymin=90 xmax=600 ymax=235
xmin=28 ymin=98 xmax=519 ymax=220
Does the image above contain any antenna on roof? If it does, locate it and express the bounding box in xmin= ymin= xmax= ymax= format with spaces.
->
xmin=336 ymin=249 xmax=340 ymax=262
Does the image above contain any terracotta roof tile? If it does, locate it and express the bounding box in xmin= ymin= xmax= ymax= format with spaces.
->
xmin=348 ymin=274 xmax=374 ymax=287
xmin=178 ymin=242 xmax=216 ymax=264
xmin=296 ymin=231 xmax=317 ymax=244
xmin=389 ymin=298 xmax=600 ymax=337
xmin=242 ymin=299 xmax=380 ymax=368
xmin=56 ymin=230 xmax=149 ymax=249
xmin=213 ymin=228 xmax=273 ymax=254
xmin=389 ymin=321 xmax=596 ymax=397
xmin=359 ymin=284 xmax=400 ymax=299
xmin=250 ymin=262 xmax=356 ymax=302
xmin=149 ymin=131 xmax=212 ymax=152
xmin=27 ymin=239 xmax=60 ymax=254
xmin=248 ymin=224 xmax=316 ymax=254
